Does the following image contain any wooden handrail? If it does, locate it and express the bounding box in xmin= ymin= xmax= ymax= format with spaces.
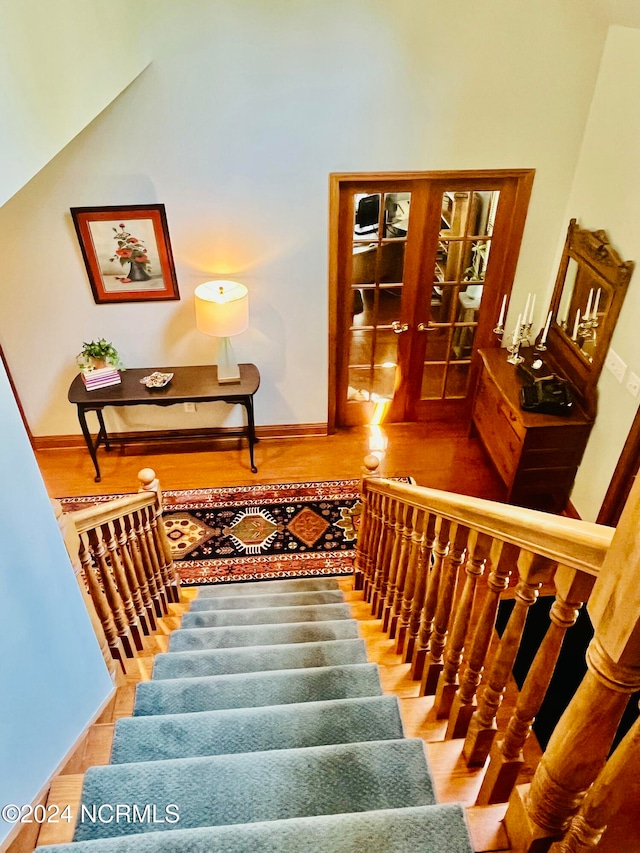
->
xmin=70 ymin=492 xmax=156 ymax=533
xmin=363 ymin=479 xmax=613 ymax=575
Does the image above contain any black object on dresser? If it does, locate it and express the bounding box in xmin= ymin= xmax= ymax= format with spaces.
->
xmin=472 ymin=348 xmax=593 ymax=513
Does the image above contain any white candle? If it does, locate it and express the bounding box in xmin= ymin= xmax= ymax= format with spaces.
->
xmin=497 ymin=294 xmax=507 ymax=327
xmin=514 ymin=313 xmax=522 ymax=342
xmin=523 ymin=293 xmax=531 ymax=326
xmin=528 ymin=293 xmax=536 ymax=325
xmin=592 ymin=287 xmax=601 ymax=320
xmin=572 ymin=309 xmax=581 ymax=341
xmin=541 ymin=310 xmax=552 ymax=345
xmin=585 ymin=288 xmax=594 ymax=322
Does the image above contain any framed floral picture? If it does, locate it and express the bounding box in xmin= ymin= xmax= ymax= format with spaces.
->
xmin=70 ymin=204 xmax=180 ymax=304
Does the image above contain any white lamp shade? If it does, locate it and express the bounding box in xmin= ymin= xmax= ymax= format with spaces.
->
xmin=194 ymin=280 xmax=249 ymax=337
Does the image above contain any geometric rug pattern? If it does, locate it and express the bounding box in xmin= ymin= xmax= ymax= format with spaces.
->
xmin=59 ymin=479 xmax=365 ymax=586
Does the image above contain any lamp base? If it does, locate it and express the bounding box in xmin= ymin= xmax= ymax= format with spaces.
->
xmin=216 ymin=337 xmax=241 ymax=384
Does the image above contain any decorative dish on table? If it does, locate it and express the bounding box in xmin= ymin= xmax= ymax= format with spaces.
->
xmin=140 ymin=372 xmax=173 ymax=388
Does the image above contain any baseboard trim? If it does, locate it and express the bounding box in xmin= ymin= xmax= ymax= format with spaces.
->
xmin=0 ymin=688 xmax=116 ymax=853
xmin=32 ymin=423 xmax=328 ymax=451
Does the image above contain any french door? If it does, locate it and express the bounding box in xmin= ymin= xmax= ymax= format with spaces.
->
xmin=329 ymin=170 xmax=534 ymax=428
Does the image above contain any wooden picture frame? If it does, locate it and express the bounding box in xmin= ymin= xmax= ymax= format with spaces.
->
xmin=71 ymin=204 xmax=180 ymax=304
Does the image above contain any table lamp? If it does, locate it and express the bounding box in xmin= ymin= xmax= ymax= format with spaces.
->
xmin=194 ymin=280 xmax=249 ymax=383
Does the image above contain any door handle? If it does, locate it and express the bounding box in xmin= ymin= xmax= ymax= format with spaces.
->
xmin=392 ymin=321 xmax=409 ymax=334
xmin=417 ymin=322 xmax=435 ymax=332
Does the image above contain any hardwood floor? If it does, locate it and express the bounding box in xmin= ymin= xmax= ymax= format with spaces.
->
xmin=35 ymin=422 xmax=506 ymax=500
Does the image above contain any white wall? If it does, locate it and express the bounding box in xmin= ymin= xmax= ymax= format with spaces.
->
xmin=0 ymin=361 xmax=113 ymax=845
xmin=564 ymin=26 xmax=640 ymax=521
xmin=0 ymin=0 xmax=608 ymax=439
xmin=0 ymin=0 xmax=151 ymax=208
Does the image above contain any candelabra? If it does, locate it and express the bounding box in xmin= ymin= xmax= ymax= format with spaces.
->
xmin=506 ymin=318 xmax=526 ymax=365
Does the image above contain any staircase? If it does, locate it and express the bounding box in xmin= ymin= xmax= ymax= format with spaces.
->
xmin=26 ymin=470 xmax=640 ymax=853
xmin=36 ymin=577 xmax=477 ymax=853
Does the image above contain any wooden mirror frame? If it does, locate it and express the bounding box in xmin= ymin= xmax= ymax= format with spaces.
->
xmin=543 ymin=219 xmax=634 ymax=418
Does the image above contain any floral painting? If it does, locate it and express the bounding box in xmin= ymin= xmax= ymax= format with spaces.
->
xmin=71 ymin=204 xmax=180 ymax=303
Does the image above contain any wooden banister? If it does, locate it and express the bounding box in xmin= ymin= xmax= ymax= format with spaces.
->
xmin=502 ymin=473 xmax=640 ymax=851
xmin=363 ymin=479 xmax=613 ymax=575
xmin=64 ymin=469 xmax=181 ymax=673
xmin=357 ymin=475 xmax=637 ymax=850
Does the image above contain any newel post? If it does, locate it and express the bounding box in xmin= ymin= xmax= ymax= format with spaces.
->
xmin=505 ymin=476 xmax=640 ymax=852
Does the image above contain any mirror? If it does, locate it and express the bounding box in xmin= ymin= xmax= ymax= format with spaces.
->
xmin=544 ymin=219 xmax=634 ymax=416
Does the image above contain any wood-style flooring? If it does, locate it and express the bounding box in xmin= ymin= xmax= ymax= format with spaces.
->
xmin=35 ymin=422 xmax=506 ymax=499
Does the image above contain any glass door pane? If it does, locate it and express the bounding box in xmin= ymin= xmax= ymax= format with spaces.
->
xmin=348 ymin=192 xmax=411 ymax=405
xmin=420 ymin=189 xmax=499 ymax=400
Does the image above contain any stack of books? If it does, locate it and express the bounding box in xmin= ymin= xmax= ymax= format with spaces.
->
xmin=81 ymin=366 xmax=121 ymax=391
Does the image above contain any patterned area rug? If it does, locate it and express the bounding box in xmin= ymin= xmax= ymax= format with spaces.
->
xmin=59 ymin=479 xmax=364 ymax=585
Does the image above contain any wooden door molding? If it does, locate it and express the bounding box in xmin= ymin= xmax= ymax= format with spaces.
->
xmin=597 ymin=405 xmax=640 ymax=526
xmin=328 ymin=169 xmax=535 ymax=432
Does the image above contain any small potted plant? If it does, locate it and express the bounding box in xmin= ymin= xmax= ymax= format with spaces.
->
xmin=76 ymin=338 xmax=124 ymax=372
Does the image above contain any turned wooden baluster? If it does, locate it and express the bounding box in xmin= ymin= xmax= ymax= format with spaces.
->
xmin=135 ymin=508 xmax=169 ymax=614
xmin=550 ymin=703 xmax=640 ymax=852
xmin=112 ymin=516 xmax=152 ymax=634
xmin=388 ymin=505 xmax=416 ymax=640
xmin=459 ymin=551 xmax=554 ymax=752
xmin=353 ymin=484 xmax=372 ymax=591
xmin=376 ymin=497 xmax=402 ymax=620
xmin=395 ymin=508 xmax=426 ymax=655
xmin=432 ymin=531 xmax=492 ymax=714
xmin=144 ymin=504 xmax=180 ymax=605
xmin=505 ymin=476 xmax=640 ymax=852
xmin=53 ymin=498 xmax=116 ymax=679
xmin=363 ymin=491 xmax=383 ymax=601
xmin=383 ymin=503 xmax=412 ymax=636
xmin=404 ymin=513 xmax=436 ymax=663
xmin=85 ymin=528 xmax=134 ymax=658
xmin=369 ymin=494 xmax=392 ymax=610
xmin=476 ymin=565 xmax=593 ymax=804
xmin=78 ymin=537 xmax=126 ymax=669
xmin=139 ymin=468 xmax=181 ymax=603
xmin=411 ymin=515 xmax=451 ymax=681
xmin=125 ymin=513 xmax=163 ymax=619
xmin=445 ymin=540 xmax=518 ymax=739
xmin=100 ymin=520 xmax=144 ymax=652
xmin=421 ymin=522 xmax=469 ymax=696
xmin=372 ymin=496 xmax=398 ymax=618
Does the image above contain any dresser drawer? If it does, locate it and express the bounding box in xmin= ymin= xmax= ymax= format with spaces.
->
xmin=473 ymin=372 xmax=523 ymax=486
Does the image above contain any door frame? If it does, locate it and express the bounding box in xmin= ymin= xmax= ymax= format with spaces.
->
xmin=328 ymin=169 xmax=535 ymax=432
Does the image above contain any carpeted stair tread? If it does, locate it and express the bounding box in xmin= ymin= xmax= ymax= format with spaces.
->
xmin=188 ymin=589 xmax=345 ymax=611
xmin=153 ymin=638 xmax=368 ymax=679
xmin=197 ymin=577 xmax=340 ymax=597
xmin=112 ymin=695 xmax=404 ymax=763
xmin=134 ymin=663 xmax=383 ymax=716
xmin=73 ymin=739 xmax=436 ymax=841
xmin=169 ymin=619 xmax=359 ymax=652
xmin=38 ymin=804 xmax=473 ymax=853
xmin=181 ymin=602 xmax=352 ymax=628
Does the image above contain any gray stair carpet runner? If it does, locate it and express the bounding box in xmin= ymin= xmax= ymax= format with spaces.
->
xmin=38 ymin=576 xmax=474 ymax=853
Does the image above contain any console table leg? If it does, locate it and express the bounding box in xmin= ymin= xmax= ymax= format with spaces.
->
xmin=77 ymin=406 xmax=101 ymax=483
xmin=243 ymin=397 xmax=258 ymax=474
xmin=96 ymin=409 xmax=111 ymax=451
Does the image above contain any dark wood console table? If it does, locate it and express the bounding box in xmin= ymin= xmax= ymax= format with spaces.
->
xmin=68 ymin=363 xmax=260 ymax=482
xmin=472 ymin=349 xmax=593 ymax=513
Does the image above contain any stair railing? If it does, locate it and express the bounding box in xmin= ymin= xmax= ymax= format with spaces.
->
xmin=355 ymin=475 xmax=640 ymax=851
xmin=64 ymin=469 xmax=181 ymax=672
